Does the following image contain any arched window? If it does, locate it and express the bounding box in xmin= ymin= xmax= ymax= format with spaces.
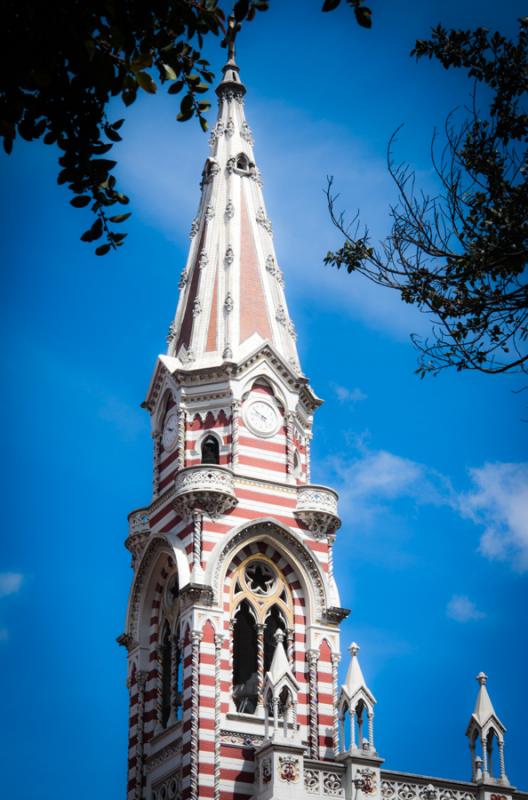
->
xmin=160 ymin=623 xmax=172 ymax=728
xmin=232 ymin=600 xmax=258 ymax=713
xmin=235 ymin=152 xmax=255 ymax=175
xmin=264 ymin=605 xmax=286 ymax=672
xmin=201 ymin=435 xmax=220 ymax=464
xmin=230 ymin=555 xmax=293 ymax=715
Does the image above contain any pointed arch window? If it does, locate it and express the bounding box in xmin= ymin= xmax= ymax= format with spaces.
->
xmin=160 ymin=623 xmax=172 ymax=728
xmin=230 ymin=555 xmax=293 ymax=714
xmin=235 ymin=152 xmax=255 ymax=176
xmin=201 ymin=434 xmax=220 ymax=464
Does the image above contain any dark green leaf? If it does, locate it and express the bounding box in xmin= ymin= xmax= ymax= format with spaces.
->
xmin=354 ymin=6 xmax=372 ymax=28
xmin=70 ymin=195 xmax=91 ymax=208
xmin=109 ymin=212 xmax=131 ymax=223
xmin=136 ymin=71 xmax=157 ymax=94
xmin=322 ymin=0 xmax=341 ymax=11
xmin=233 ymin=0 xmax=250 ymax=22
xmin=95 ymin=243 xmax=111 ymax=256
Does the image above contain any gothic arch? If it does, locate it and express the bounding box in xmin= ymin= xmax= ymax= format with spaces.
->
xmin=206 ymin=518 xmax=329 ymax=622
xmin=125 ymin=535 xmax=190 ymax=644
xmin=240 ymin=372 xmax=287 ymax=411
xmin=152 ymin=383 xmax=178 ymax=434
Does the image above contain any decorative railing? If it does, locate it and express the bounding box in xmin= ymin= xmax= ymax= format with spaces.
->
xmin=295 ymin=484 xmax=341 ymax=535
xmin=173 ymin=465 xmax=238 ymax=518
xmin=125 ymin=507 xmax=150 ymax=568
xmin=304 ymin=763 xmax=346 ymax=797
xmin=380 ymin=775 xmax=477 ymax=800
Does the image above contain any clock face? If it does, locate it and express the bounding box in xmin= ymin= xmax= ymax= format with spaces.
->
xmin=161 ymin=412 xmax=178 ymax=450
xmin=244 ymin=399 xmax=279 ymax=437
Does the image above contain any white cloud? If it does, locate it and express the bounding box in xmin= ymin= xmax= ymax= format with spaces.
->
xmin=459 ymin=462 xmax=528 ymax=572
xmin=0 ymin=572 xmax=23 ymax=598
xmin=321 ymin=445 xmax=528 ymax=574
xmin=334 ymin=385 xmax=367 ymax=404
xmin=446 ymin=594 xmax=485 ymax=623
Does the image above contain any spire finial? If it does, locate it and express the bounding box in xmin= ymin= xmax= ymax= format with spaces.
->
xmin=349 ymin=641 xmax=360 ymax=657
xmin=274 ymin=628 xmax=285 ymax=646
xmin=476 ymin=671 xmax=487 ymax=686
xmin=226 ymin=14 xmax=237 ymax=63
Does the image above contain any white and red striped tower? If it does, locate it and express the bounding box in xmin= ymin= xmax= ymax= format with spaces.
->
xmin=120 ymin=51 xmax=350 ymax=800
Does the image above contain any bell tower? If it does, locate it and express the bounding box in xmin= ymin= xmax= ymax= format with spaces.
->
xmin=120 ymin=47 xmax=348 ymax=800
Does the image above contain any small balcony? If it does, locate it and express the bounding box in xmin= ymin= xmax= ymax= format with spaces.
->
xmin=295 ymin=484 xmax=341 ymax=536
xmin=173 ymin=465 xmax=238 ymax=518
xmin=125 ymin=508 xmax=150 ymax=568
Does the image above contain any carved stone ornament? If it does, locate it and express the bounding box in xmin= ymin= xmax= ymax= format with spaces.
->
xmin=223 ymin=343 xmax=233 ymax=360
xmin=275 ymin=305 xmax=288 ymax=326
xmin=225 ymin=199 xmax=235 ymax=220
xmin=380 ymin=782 xmax=476 ymax=800
xmin=357 ymin=769 xmax=376 ymax=795
xmin=125 ymin=509 xmax=150 ymax=568
xmin=256 ymin=207 xmax=272 ymax=234
xmin=173 ymin=465 xmax=238 ymax=518
xmin=288 ymin=321 xmax=297 ymax=340
xmin=295 ymin=484 xmax=341 ymax=535
xmin=192 ymin=299 xmax=202 ymax=317
xmin=152 ymin=770 xmax=181 ymax=800
xmin=305 ymin=768 xmax=320 ymax=793
xmin=225 ymin=117 xmax=235 ymax=137
xmin=209 ymin=119 xmax=224 ymax=145
xmin=190 ymin=217 xmax=199 ymax=237
xmin=178 ymin=268 xmax=189 ymax=289
xmin=166 ymin=322 xmax=176 ymax=345
xmin=240 ymin=121 xmax=253 ymax=144
xmin=205 ymin=204 xmax=215 ymax=221
xmin=226 ymin=156 xmax=236 ymax=174
xmin=225 ymin=246 xmax=234 ymax=266
xmin=198 ymin=250 xmax=209 ymax=269
xmin=323 ymin=771 xmax=344 ymax=796
xmin=262 ymin=758 xmax=272 ymax=784
xmin=279 ymin=756 xmax=300 ymax=783
xmin=224 ymin=293 xmax=234 ymax=313
xmin=265 ymin=255 xmax=285 ymax=285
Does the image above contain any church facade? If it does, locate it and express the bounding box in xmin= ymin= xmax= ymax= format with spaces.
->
xmin=118 ymin=55 xmax=524 ymax=800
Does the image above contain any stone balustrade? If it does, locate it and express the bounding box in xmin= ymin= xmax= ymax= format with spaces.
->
xmin=295 ymin=484 xmax=341 ymax=536
xmin=173 ymin=465 xmax=238 ymax=518
xmin=125 ymin=508 xmax=150 ymax=568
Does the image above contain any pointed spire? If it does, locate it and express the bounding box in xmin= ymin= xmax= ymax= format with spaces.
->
xmin=342 ymin=642 xmax=376 ymax=706
xmin=466 ymin=672 xmax=509 ymax=785
xmin=167 ymin=47 xmax=301 ymax=373
xmin=268 ymin=629 xmax=297 ymax=687
xmin=470 ymin=672 xmax=505 ymax=732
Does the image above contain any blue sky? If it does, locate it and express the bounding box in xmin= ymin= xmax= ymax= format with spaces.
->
xmin=1 ymin=1 xmax=527 ymax=797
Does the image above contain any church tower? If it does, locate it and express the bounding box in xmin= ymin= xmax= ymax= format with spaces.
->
xmin=120 ymin=51 xmax=348 ymax=800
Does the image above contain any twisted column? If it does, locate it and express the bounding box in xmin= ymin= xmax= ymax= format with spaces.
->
xmin=152 ymin=431 xmax=161 ymax=497
xmin=192 ymin=511 xmax=202 ymax=577
xmin=177 ymin=408 xmax=186 ymax=470
xmin=308 ymin=649 xmax=319 ymax=758
xmin=368 ymin=710 xmax=375 ymax=750
xmin=498 ymin=740 xmax=507 ymax=782
xmin=256 ymin=623 xmax=265 ymax=709
xmin=231 ymin=401 xmax=240 ymax=467
xmin=305 ymin=433 xmax=312 ymax=481
xmin=190 ymin=631 xmax=202 ymax=800
xmin=331 ymin=651 xmax=340 ymax=757
xmin=287 ymin=629 xmax=294 ymax=668
xmin=214 ymin=633 xmax=223 ymax=800
xmin=286 ymin=413 xmax=295 ymax=475
xmin=327 ymin=534 xmax=336 ymax=582
xmin=481 ymin=737 xmax=489 ymax=778
xmin=135 ymin=670 xmax=148 ymax=800
xmin=155 ymin=644 xmax=163 ymax=729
